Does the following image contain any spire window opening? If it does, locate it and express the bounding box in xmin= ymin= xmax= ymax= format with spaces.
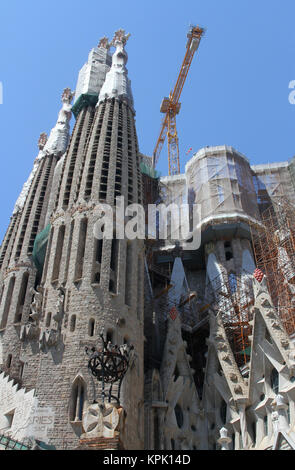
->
xmin=63 ymin=109 xmax=87 ymax=208
xmin=6 ymin=354 xmax=12 ymax=369
xmin=70 ymin=314 xmax=76 ymax=332
xmin=51 ymin=225 xmax=65 ymax=282
xmin=74 ymin=219 xmax=88 ymax=281
xmin=125 ymin=242 xmax=132 ymax=305
xmin=15 ymin=272 xmax=29 ymax=323
xmin=88 ymin=318 xmax=95 ymax=337
xmin=46 ymin=312 xmax=52 ymax=328
xmin=106 ymin=329 xmax=114 ymax=344
xmin=64 ymin=221 xmax=74 ymax=283
xmin=1 ymin=276 xmax=16 ymax=329
xmin=109 ymin=238 xmax=118 ymax=294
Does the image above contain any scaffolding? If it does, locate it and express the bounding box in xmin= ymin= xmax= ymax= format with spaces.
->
xmin=251 ymin=196 xmax=295 ymax=336
xmin=206 ymin=272 xmax=254 ymax=368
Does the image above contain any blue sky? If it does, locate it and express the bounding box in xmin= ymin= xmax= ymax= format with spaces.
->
xmin=0 ymin=0 xmax=294 ymax=240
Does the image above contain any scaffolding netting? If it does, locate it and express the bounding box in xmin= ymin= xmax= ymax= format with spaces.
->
xmin=32 ymin=224 xmax=51 ymax=275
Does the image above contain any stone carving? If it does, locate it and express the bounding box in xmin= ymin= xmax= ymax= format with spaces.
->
xmin=70 ymin=202 xmax=95 ymax=217
xmin=233 ymin=385 xmax=243 ymax=395
xmin=53 ymin=286 xmax=65 ymax=325
xmin=208 ymin=310 xmax=247 ymax=401
xmin=29 ymin=286 xmax=44 ymax=323
xmin=111 ymin=29 xmax=131 ymax=46
xmin=82 ymin=403 xmax=124 ymax=439
xmin=20 ymin=323 xmax=40 ymax=341
xmin=216 ymin=343 xmax=227 ymax=352
xmin=116 ymin=317 xmax=126 ymax=328
xmin=221 ymin=354 xmax=231 ymax=363
xmin=281 ymin=338 xmax=289 ymax=349
xmin=229 ymin=373 xmax=238 ymax=383
xmin=38 ymin=133 xmax=48 ymax=150
xmin=271 ymin=321 xmax=281 ymax=330
xmin=98 ymin=36 xmax=110 ymax=49
xmin=62 ymin=87 xmax=75 ymax=104
xmin=253 ymin=275 xmax=295 ymax=370
xmin=39 ymin=328 xmax=60 ymax=351
xmin=265 ymin=310 xmax=276 ymax=319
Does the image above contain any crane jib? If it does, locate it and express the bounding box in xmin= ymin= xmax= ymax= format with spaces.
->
xmin=152 ymin=25 xmax=204 ymax=175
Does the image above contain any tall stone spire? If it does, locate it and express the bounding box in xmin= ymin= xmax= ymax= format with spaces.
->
xmin=0 ymin=89 xmax=73 ymax=381
xmin=18 ymin=31 xmax=144 ymax=449
xmin=12 ymin=89 xmax=73 ymax=218
xmin=98 ymin=29 xmax=134 ymax=109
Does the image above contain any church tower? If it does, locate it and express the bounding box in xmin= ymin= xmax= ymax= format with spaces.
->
xmin=19 ymin=30 xmax=144 ymax=450
xmin=0 ymin=89 xmax=73 ymax=383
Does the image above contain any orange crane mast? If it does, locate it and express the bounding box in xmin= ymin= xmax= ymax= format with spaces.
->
xmin=152 ymin=25 xmax=204 ymax=176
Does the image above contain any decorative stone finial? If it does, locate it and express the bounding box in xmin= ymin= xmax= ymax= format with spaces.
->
xmin=38 ymin=132 xmax=48 ymax=150
xmin=98 ymin=36 xmax=110 ymax=49
xmin=253 ymin=268 xmax=264 ymax=283
xmin=217 ymin=427 xmax=232 ymax=450
xmin=62 ymin=87 xmax=75 ymax=104
xmin=111 ymin=29 xmax=131 ymax=47
xmin=97 ymin=29 xmax=134 ymax=108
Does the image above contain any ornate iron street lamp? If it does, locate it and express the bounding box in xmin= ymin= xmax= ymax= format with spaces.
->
xmin=85 ymin=333 xmax=133 ymax=405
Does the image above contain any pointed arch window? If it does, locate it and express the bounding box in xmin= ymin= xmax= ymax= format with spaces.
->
xmin=70 ymin=377 xmax=86 ymax=422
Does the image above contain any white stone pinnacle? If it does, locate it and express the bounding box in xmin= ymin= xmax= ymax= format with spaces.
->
xmin=98 ymin=29 xmax=134 ymax=109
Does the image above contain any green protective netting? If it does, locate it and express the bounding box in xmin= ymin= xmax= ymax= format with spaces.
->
xmin=140 ymin=161 xmax=160 ymax=179
xmin=237 ymin=346 xmax=251 ymax=356
xmin=71 ymin=93 xmax=98 ymax=119
xmin=32 ymin=224 xmax=51 ymax=274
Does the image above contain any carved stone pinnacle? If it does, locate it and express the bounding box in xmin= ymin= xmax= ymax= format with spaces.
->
xmin=62 ymin=88 xmax=75 ymax=103
xmin=111 ymin=29 xmax=131 ymax=47
xmin=98 ymin=37 xmax=110 ymax=49
xmin=38 ymin=132 xmax=48 ymax=150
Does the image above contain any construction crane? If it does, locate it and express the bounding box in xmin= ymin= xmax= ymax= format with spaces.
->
xmin=152 ymin=25 xmax=204 ymax=176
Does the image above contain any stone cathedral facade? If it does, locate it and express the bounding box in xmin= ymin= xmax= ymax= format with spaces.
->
xmin=1 ymin=30 xmax=295 ymax=451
